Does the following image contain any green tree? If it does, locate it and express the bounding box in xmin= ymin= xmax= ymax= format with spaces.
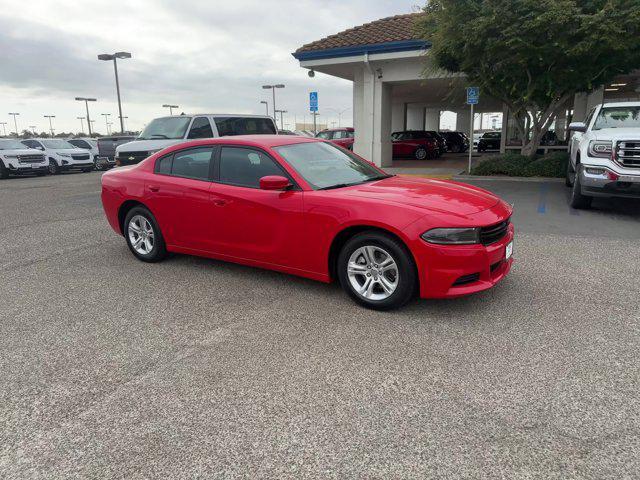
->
xmin=416 ymin=0 xmax=640 ymax=156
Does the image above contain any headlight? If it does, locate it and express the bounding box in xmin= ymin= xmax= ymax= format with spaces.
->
xmin=58 ymin=153 xmax=71 ymax=158
xmin=421 ymin=227 xmax=480 ymax=245
xmin=588 ymin=141 xmax=612 ymax=158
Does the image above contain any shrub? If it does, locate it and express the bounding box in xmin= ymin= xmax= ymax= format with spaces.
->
xmin=471 ymin=151 xmax=568 ymax=178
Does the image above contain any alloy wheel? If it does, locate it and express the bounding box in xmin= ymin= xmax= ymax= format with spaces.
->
xmin=347 ymin=245 xmax=399 ymax=301
xmin=128 ymin=215 xmax=155 ymax=255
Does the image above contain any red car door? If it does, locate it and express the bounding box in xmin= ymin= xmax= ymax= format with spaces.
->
xmin=392 ymin=133 xmax=410 ymax=156
xmin=206 ymin=146 xmax=306 ymax=269
xmin=144 ymin=146 xmax=216 ymax=251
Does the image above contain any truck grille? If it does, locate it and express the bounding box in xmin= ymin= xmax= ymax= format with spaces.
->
xmin=118 ymin=151 xmax=149 ymax=164
xmin=18 ymin=154 xmax=45 ymax=164
xmin=615 ymin=141 xmax=640 ymax=168
xmin=71 ymin=153 xmax=90 ymax=161
xmin=479 ymin=219 xmax=509 ymax=245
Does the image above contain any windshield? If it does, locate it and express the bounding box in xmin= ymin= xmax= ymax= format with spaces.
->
xmin=138 ymin=117 xmax=192 ymax=140
xmin=42 ymin=139 xmax=76 ymax=149
xmin=274 ymin=141 xmax=389 ymax=190
xmin=593 ymin=107 xmax=640 ymax=130
xmin=0 ymin=139 xmax=27 ymax=150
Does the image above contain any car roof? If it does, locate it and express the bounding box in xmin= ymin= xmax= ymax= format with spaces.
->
xmin=151 ymin=114 xmax=274 ymax=120
xmin=176 ymin=134 xmax=320 ymax=149
xmin=601 ymin=102 xmax=640 ymax=108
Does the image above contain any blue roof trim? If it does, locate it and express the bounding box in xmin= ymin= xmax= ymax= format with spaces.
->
xmin=292 ymin=40 xmax=430 ymax=61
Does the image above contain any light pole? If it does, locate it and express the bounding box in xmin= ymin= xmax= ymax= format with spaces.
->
xmin=8 ymin=112 xmax=19 ymax=137
xmin=162 ymin=104 xmax=179 ymax=115
xmin=75 ymin=97 xmax=97 ymax=136
xmin=98 ymin=51 xmax=131 ymax=133
xmin=326 ymin=107 xmax=350 ymax=128
xmin=29 ymin=125 xmax=37 ymax=135
xmin=44 ymin=115 xmax=55 ymax=137
xmin=77 ymin=117 xmax=86 ymax=134
xmin=261 ymin=84 xmax=284 ymax=124
xmin=121 ymin=116 xmax=128 ymax=132
xmin=260 ymin=101 xmax=269 ymax=116
xmin=275 ymin=109 xmax=287 ymax=130
xmin=101 ymin=113 xmax=111 ymax=134
xmin=107 ymin=122 xmax=113 ymax=135
xmin=0 ymin=122 xmax=7 ymax=136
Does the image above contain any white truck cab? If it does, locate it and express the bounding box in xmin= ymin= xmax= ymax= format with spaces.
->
xmin=21 ymin=138 xmax=94 ymax=175
xmin=0 ymin=138 xmax=48 ymax=178
xmin=115 ymin=114 xmax=277 ymax=166
xmin=567 ymin=101 xmax=640 ymax=208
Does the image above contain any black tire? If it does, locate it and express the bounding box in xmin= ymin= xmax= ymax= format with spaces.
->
xmin=82 ymin=167 xmax=93 ymax=173
xmin=570 ymin=165 xmax=592 ymax=209
xmin=48 ymin=158 xmax=60 ymax=175
xmin=337 ymin=231 xmax=417 ymax=310
xmin=565 ymin=156 xmax=575 ymax=187
xmin=123 ymin=206 xmax=168 ymax=262
xmin=451 ymin=144 xmax=461 ymax=153
xmin=94 ymin=158 xmax=103 ymax=171
xmin=0 ymin=162 xmax=8 ymax=179
xmin=414 ymin=147 xmax=428 ymax=160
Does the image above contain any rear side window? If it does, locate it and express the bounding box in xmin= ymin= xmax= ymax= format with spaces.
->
xmin=187 ymin=117 xmax=213 ymax=139
xmin=334 ymin=131 xmax=348 ymax=139
xmin=155 ymin=147 xmax=213 ymax=181
xmin=214 ymin=117 xmax=276 ymax=136
xmin=316 ymin=131 xmax=332 ymax=139
xmin=219 ymin=147 xmax=284 ymax=188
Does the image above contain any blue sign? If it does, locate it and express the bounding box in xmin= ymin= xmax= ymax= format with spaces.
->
xmin=309 ymin=91 xmax=318 ymax=112
xmin=466 ymin=87 xmax=479 ymax=105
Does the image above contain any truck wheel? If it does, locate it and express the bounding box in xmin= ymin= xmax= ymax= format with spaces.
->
xmin=48 ymin=159 xmax=60 ymax=175
xmin=570 ymin=166 xmax=592 ymax=209
xmin=0 ymin=162 xmax=8 ymax=179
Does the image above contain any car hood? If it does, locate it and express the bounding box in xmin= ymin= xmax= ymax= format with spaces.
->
xmin=592 ymin=128 xmax=640 ymax=141
xmin=54 ymin=148 xmax=89 ymax=154
xmin=116 ymin=139 xmax=183 ymax=153
xmin=338 ymin=176 xmax=501 ymax=216
xmin=0 ymin=148 xmax=44 ymax=156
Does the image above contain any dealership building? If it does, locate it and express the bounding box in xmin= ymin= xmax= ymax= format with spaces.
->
xmin=293 ymin=13 xmax=640 ymax=167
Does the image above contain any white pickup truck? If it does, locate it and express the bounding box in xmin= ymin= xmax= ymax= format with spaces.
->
xmin=567 ymin=101 xmax=640 ymax=208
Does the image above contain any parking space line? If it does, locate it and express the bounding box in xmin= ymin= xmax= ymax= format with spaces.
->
xmin=537 ymin=183 xmax=548 ymax=214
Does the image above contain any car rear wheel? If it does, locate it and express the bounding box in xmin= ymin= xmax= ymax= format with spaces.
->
xmin=570 ymin=165 xmax=592 ymax=209
xmin=124 ymin=207 xmax=167 ymax=262
xmin=414 ymin=147 xmax=428 ymax=160
xmin=48 ymin=159 xmax=60 ymax=175
xmin=337 ymin=232 xmax=416 ymax=310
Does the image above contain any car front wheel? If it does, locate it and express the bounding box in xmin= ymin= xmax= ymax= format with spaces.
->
xmin=414 ymin=147 xmax=428 ymax=160
xmin=337 ymin=231 xmax=417 ymax=310
xmin=124 ymin=206 xmax=167 ymax=262
xmin=48 ymin=159 xmax=60 ymax=175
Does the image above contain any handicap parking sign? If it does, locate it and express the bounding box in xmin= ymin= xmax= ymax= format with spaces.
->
xmin=310 ymin=91 xmax=318 ymax=112
xmin=466 ymin=87 xmax=479 ymax=105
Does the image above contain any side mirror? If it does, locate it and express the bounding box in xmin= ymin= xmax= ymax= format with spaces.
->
xmin=568 ymin=122 xmax=587 ymax=133
xmin=260 ymin=175 xmax=291 ymax=191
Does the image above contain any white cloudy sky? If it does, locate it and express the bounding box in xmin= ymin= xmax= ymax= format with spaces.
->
xmin=0 ymin=0 xmax=421 ymax=135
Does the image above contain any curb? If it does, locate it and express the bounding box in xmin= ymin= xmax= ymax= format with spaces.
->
xmin=453 ymin=175 xmax=565 ymax=183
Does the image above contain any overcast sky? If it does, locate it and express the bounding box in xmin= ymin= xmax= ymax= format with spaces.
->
xmin=0 ymin=0 xmax=421 ymax=135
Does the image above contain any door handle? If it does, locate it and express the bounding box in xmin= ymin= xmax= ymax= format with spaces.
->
xmin=212 ymin=199 xmax=227 ymax=207
xmin=149 ymin=185 xmax=160 ymax=192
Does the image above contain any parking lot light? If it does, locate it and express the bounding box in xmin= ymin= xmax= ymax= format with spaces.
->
xmin=75 ymin=97 xmax=97 ymax=136
xmin=101 ymin=113 xmax=111 ymax=135
xmin=77 ymin=117 xmax=86 ymax=134
xmin=44 ymin=115 xmax=55 ymax=137
xmin=262 ymin=84 xmax=285 ymax=124
xmin=8 ymin=113 xmax=19 ymax=137
xmin=98 ymin=52 xmax=131 ymax=133
xmin=0 ymin=122 xmax=7 ymax=136
xmin=162 ymin=104 xmax=179 ymax=115
xmin=260 ymin=101 xmax=269 ymax=116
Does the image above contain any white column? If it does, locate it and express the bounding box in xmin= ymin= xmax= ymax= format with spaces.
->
xmin=391 ymin=101 xmax=405 ymax=133
xmin=406 ymin=104 xmax=423 ymax=130
xmin=353 ymin=68 xmax=369 ymax=158
xmin=424 ymin=108 xmax=440 ymax=130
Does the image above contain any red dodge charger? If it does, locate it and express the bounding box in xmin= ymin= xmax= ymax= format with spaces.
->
xmin=101 ymin=135 xmax=513 ymax=310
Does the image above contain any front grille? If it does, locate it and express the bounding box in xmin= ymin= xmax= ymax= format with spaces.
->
xmin=71 ymin=153 xmax=90 ymax=161
xmin=117 ymin=151 xmax=149 ymax=164
xmin=18 ymin=154 xmax=45 ymax=164
xmin=479 ymin=219 xmax=509 ymax=246
xmin=452 ymin=273 xmax=480 ymax=286
xmin=615 ymin=141 xmax=640 ymax=168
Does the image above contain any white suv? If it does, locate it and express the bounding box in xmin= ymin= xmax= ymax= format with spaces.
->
xmin=567 ymin=101 xmax=640 ymax=208
xmin=0 ymin=138 xmax=48 ymax=178
xmin=21 ymin=138 xmax=94 ymax=175
xmin=115 ymin=114 xmax=277 ymax=166
xmin=68 ymin=138 xmax=99 ymax=169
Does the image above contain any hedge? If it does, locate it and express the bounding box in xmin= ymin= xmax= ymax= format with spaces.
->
xmin=470 ymin=151 xmax=569 ymax=178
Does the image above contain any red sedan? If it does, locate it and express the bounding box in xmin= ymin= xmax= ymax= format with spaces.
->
xmin=101 ymin=135 xmax=513 ymax=310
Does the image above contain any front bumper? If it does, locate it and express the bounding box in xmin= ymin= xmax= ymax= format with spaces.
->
xmin=7 ymin=164 xmax=48 ymax=174
xmin=60 ymin=160 xmax=93 ymax=170
xmin=580 ymin=166 xmax=640 ymax=199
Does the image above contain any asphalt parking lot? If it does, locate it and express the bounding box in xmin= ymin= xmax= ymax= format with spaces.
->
xmin=1 ymin=172 xmax=639 ymax=479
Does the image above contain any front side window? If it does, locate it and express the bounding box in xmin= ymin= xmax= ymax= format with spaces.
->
xmin=155 ymin=147 xmax=213 ymax=181
xmin=139 ymin=117 xmax=192 ymax=140
xmin=214 ymin=117 xmax=276 ymax=136
xmin=334 ymin=130 xmax=347 ymax=139
xmin=69 ymin=140 xmax=90 ymax=149
xmin=274 ymin=141 xmax=388 ymax=190
xmin=42 ymin=140 xmax=75 ymax=149
xmin=316 ymin=131 xmax=332 ymax=140
xmin=593 ymin=107 xmax=640 ymax=130
xmin=219 ymin=147 xmax=284 ymax=188
xmin=187 ymin=117 xmax=213 ymax=139
xmin=22 ymin=140 xmax=41 ymax=149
